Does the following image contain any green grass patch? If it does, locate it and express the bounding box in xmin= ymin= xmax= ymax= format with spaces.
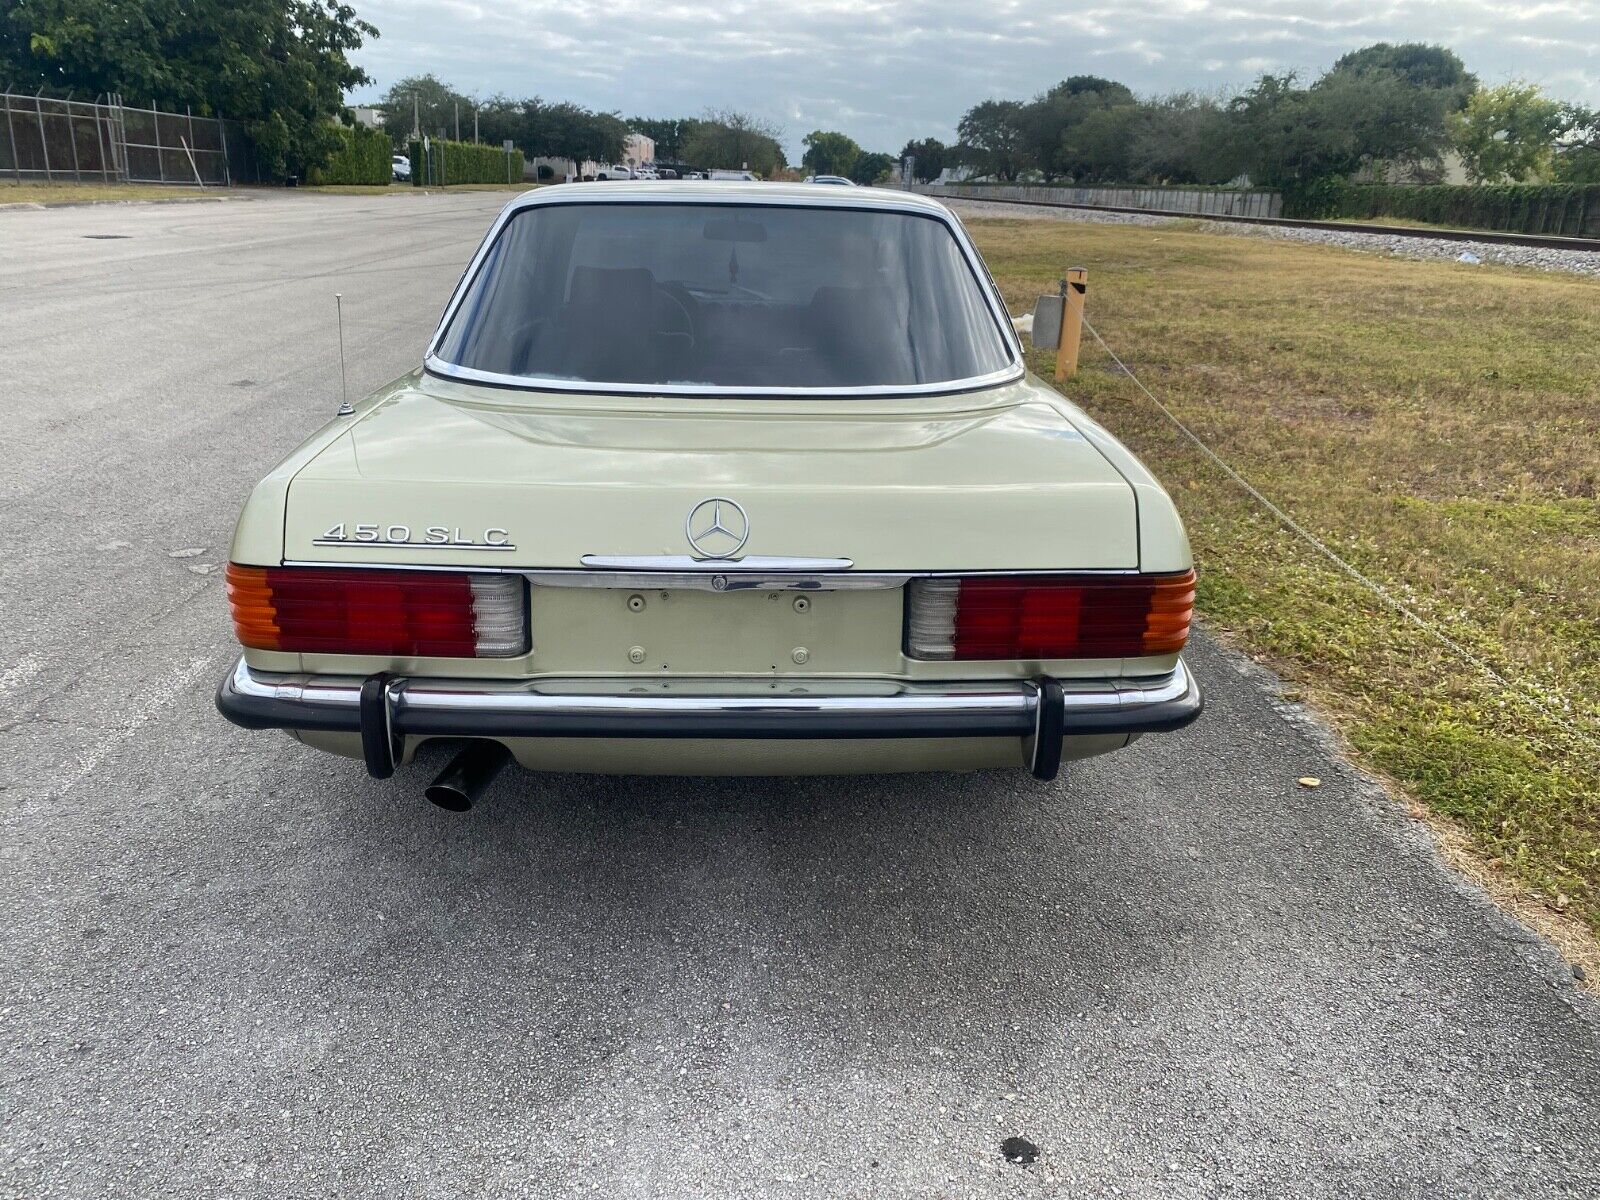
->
xmin=968 ymin=217 xmax=1600 ymax=929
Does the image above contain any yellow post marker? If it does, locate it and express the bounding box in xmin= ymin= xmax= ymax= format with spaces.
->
xmin=1054 ymin=267 xmax=1088 ymax=381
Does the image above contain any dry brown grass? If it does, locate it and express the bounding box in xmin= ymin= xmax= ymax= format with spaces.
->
xmin=966 ymin=217 xmax=1600 ymax=940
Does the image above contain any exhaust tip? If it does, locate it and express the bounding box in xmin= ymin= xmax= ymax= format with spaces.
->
xmin=424 ymin=741 xmax=512 ymax=812
xmin=424 ymin=780 xmax=475 ymax=812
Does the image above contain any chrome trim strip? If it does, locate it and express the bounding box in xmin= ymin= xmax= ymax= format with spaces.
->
xmin=281 ymin=559 xmax=1142 ymax=581
xmin=578 ymin=554 xmax=855 ymax=572
xmin=536 ymin=571 xmax=893 ymax=592
xmin=422 ymin=358 xmax=1026 ymax=400
xmin=421 ymin=195 xmax=1024 ymax=399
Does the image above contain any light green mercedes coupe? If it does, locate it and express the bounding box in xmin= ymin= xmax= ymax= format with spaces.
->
xmin=217 ymin=183 xmax=1200 ymax=808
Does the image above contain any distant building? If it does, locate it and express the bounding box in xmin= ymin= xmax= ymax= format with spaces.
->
xmin=527 ymin=155 xmax=578 ymax=182
xmin=349 ymin=106 xmax=385 ymax=130
xmin=622 ymin=132 xmax=655 ymax=169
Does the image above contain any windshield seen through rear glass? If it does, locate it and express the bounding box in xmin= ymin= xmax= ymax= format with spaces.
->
xmin=431 ymin=202 xmax=1014 ymax=391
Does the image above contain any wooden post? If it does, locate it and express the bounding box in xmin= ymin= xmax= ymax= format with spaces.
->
xmin=1054 ymin=267 xmax=1087 ymax=381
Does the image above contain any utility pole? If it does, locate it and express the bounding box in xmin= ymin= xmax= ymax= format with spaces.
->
xmin=473 ymin=107 xmax=479 ymax=145
xmin=454 ymin=101 xmax=459 ymax=142
xmin=411 ymin=94 xmax=419 ymax=140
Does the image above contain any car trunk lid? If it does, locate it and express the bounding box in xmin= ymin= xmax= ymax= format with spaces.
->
xmin=283 ymin=375 xmax=1138 ymax=572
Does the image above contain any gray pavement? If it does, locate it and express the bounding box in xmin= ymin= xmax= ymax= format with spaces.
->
xmin=2 ymin=190 xmax=1597 ymax=1199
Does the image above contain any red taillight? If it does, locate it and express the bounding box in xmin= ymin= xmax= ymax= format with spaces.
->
xmin=906 ymin=570 xmax=1195 ymax=660
xmin=226 ymin=564 xmax=526 ymax=658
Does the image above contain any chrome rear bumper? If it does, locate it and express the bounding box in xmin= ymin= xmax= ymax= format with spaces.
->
xmin=216 ymin=656 xmax=1201 ymax=781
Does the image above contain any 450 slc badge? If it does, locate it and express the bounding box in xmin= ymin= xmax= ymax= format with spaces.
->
xmin=315 ymin=523 xmax=516 ymax=550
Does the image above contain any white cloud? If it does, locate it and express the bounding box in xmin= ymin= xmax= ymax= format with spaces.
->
xmin=348 ymin=0 xmax=1600 ymax=156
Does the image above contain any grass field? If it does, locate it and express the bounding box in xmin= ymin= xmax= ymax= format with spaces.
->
xmin=0 ymin=182 xmax=222 ymax=205
xmin=964 ymin=217 xmax=1600 ymax=938
xmin=303 ymin=182 xmax=535 ymax=195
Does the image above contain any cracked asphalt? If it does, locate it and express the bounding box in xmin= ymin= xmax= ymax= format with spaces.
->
xmin=3 ymin=190 xmax=1597 ymax=1199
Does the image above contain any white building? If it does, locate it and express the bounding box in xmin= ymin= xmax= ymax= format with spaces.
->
xmin=622 ymin=132 xmax=655 ymax=169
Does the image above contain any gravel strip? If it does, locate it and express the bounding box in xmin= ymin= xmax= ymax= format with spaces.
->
xmin=944 ymin=197 xmax=1174 ymax=228
xmin=944 ymin=197 xmax=1600 ymax=278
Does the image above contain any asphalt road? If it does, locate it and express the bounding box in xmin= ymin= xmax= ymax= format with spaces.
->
xmin=3 ymin=191 xmax=1597 ymax=1199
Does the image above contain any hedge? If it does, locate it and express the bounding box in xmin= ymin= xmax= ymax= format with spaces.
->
xmin=407 ymin=138 xmax=519 ymax=186
xmin=1287 ymin=181 xmax=1600 ymax=238
xmin=306 ymin=124 xmax=391 ymax=186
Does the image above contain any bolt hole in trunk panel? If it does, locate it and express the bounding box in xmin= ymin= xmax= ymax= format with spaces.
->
xmin=529 ymin=585 xmax=904 ymax=675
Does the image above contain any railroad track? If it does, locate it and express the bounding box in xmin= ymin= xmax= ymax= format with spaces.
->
xmin=940 ymin=192 xmax=1600 ymax=253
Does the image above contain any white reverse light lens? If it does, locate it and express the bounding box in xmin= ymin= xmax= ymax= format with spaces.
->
xmin=468 ymin=575 xmax=528 ymax=657
xmin=906 ymin=578 xmax=960 ymax=660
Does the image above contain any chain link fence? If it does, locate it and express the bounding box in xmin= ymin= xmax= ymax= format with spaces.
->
xmin=0 ymin=92 xmax=259 ymax=186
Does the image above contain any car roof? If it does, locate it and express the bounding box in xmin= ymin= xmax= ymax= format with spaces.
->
xmin=503 ymin=181 xmax=952 ymax=218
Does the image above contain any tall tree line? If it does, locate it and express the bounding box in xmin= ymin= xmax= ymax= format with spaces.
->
xmin=918 ymin=44 xmax=1600 ymax=193
xmin=1 ymin=0 xmax=374 ymax=181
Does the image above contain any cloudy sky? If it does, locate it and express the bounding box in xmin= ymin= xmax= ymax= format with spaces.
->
xmin=348 ymin=0 xmax=1599 ymax=157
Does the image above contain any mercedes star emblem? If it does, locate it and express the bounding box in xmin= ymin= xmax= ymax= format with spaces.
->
xmin=685 ymin=497 xmax=749 ymax=560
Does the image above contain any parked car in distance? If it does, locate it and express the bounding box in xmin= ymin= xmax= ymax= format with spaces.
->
xmin=594 ymin=164 xmax=632 ymax=180
xmin=682 ymin=171 xmax=706 ymax=179
xmin=708 ymin=168 xmax=758 ymax=181
xmin=217 ymin=183 xmax=1201 ymax=806
xmin=804 ymin=175 xmax=854 ymax=186
xmin=391 ymin=155 xmax=411 ymax=182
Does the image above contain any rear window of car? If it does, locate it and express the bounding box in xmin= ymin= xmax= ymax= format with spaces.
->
xmin=430 ymin=202 xmax=1014 ymax=391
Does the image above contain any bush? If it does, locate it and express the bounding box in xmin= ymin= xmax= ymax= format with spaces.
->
xmin=306 ymin=124 xmax=391 ymax=186
xmin=536 ymin=164 xmax=554 ymax=181
xmin=406 ymin=138 xmax=519 ymax=186
xmin=1288 ymin=181 xmax=1600 ymax=237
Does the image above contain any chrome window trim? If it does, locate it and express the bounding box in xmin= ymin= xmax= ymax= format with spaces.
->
xmin=421 ymin=194 xmax=1025 ymax=399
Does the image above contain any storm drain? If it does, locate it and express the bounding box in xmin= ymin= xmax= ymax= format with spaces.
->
xmin=82 ymin=234 xmax=131 ymax=239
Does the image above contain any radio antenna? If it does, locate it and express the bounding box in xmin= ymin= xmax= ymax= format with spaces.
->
xmin=335 ymin=293 xmax=354 ymax=416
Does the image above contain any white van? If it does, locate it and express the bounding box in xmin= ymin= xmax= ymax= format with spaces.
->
xmin=708 ymin=169 xmax=758 ymax=182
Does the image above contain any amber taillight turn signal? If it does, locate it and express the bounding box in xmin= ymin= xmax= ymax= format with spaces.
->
xmin=906 ymin=570 xmax=1195 ymax=660
xmin=226 ymin=564 xmax=526 ymax=658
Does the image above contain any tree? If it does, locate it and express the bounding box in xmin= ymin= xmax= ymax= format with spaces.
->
xmin=1311 ymin=66 xmax=1457 ymax=178
xmin=1227 ymin=68 xmax=1456 ymax=195
xmin=1330 ymin=43 xmax=1477 ymax=110
xmin=1451 ymin=83 xmax=1566 ymax=182
xmin=1553 ymin=104 xmax=1600 ymax=184
xmin=956 ymin=99 xmax=1028 ymax=180
xmin=628 ymin=116 xmax=704 ymax=163
xmin=899 ymin=137 xmax=947 ymax=183
xmin=1127 ymin=93 xmax=1241 ymax=184
xmin=376 ymin=74 xmax=473 ymax=144
xmin=1 ymin=0 xmax=375 ymax=181
xmin=682 ymin=108 xmax=786 ymax=175
xmin=1016 ymin=76 xmax=1136 ymax=179
xmin=802 ymin=130 xmax=860 ymax=177
xmin=849 ymin=151 xmax=894 ymax=185
xmin=1058 ymin=105 xmax=1139 ymax=183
